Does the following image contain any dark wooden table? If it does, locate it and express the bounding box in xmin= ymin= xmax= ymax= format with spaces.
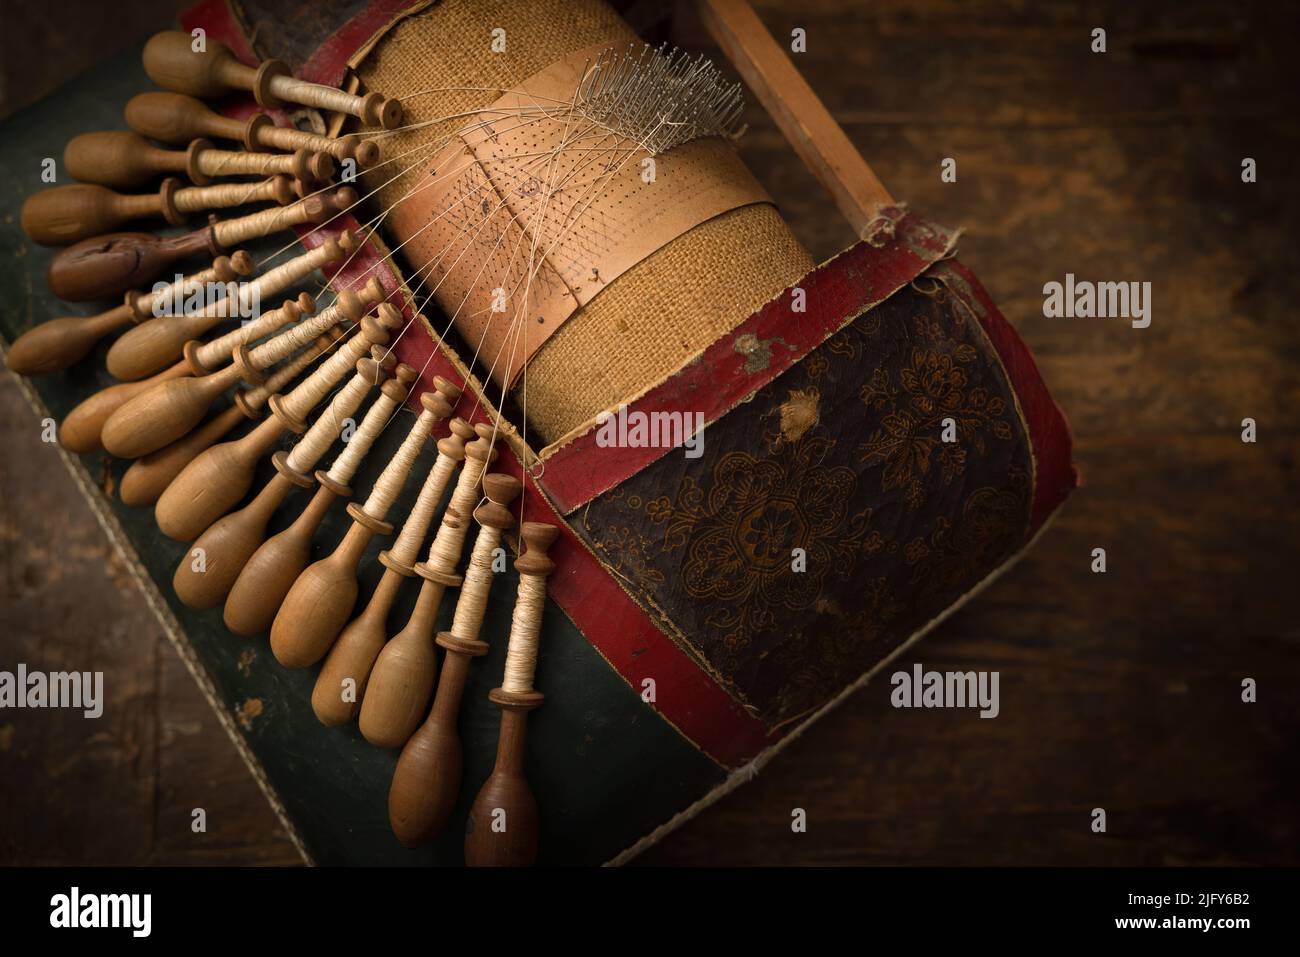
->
xmin=2 ymin=0 xmax=1296 ymax=865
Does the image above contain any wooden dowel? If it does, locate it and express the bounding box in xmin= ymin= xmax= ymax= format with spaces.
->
xmin=698 ymin=0 xmax=894 ymax=238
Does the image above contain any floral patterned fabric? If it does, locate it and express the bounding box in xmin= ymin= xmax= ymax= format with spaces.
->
xmin=579 ymin=264 xmax=1034 ymax=728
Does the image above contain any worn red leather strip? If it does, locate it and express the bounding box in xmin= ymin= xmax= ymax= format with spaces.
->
xmin=298 ymin=0 xmax=424 ymax=86
xmin=539 ymin=211 xmax=960 ymax=515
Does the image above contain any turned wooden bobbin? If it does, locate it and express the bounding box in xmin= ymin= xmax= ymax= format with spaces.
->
xmin=119 ymin=330 xmax=342 ymax=507
xmin=171 ymin=354 xmax=392 ymax=609
xmin=356 ymin=420 xmax=496 ymax=748
xmin=271 ymin=385 xmax=456 ymax=669
xmin=57 ymin=360 xmax=188 ymax=456
xmin=143 ymin=31 xmax=403 ymax=130
xmin=222 ymin=362 xmax=417 ymax=637
xmin=126 ymin=91 xmax=379 ymax=166
xmin=388 ymin=471 xmax=522 ymax=847
xmin=100 ymin=292 xmax=316 ymax=460
xmin=184 ymin=231 xmax=361 ymax=376
xmin=63 ymin=130 xmax=335 ymax=190
xmin=7 ymin=250 xmax=252 ymax=378
xmin=465 ymin=523 xmax=559 ymax=868
xmin=154 ymin=306 xmax=399 ymax=542
xmin=107 ymin=231 xmax=360 ymax=382
xmin=21 ymin=174 xmax=296 ymax=246
xmin=314 ymin=393 xmax=469 ymax=727
xmin=46 ymin=183 xmax=354 ymax=302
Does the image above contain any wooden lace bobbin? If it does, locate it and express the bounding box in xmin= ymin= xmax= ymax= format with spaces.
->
xmin=358 ymin=423 xmax=496 ymax=748
xmin=58 ymin=360 xmax=189 ymax=455
xmin=313 ymin=401 xmax=470 ymax=726
xmin=20 ymin=174 xmax=297 ymax=246
xmin=103 ymin=274 xmax=379 ymax=458
xmin=125 ymin=92 xmax=379 ymax=167
xmin=100 ymin=292 xmax=315 ymax=459
xmin=142 ymin=31 xmax=403 ymax=131
xmin=6 ymin=250 xmax=252 ymax=377
xmin=388 ymin=472 xmax=521 ymax=847
xmin=119 ymin=330 xmax=340 ymax=506
xmin=270 ymin=384 xmax=456 ymax=669
xmin=465 ymin=523 xmax=559 ymax=867
xmin=63 ymin=130 xmax=335 ymax=190
xmin=222 ymin=362 xmax=417 ymax=637
xmin=106 ymin=230 xmax=362 ymax=382
xmin=172 ymin=353 xmax=392 ymax=609
xmin=183 ymin=233 xmax=364 ymax=376
xmin=154 ymin=305 xmax=399 ymax=541
xmin=45 ymin=184 xmax=354 ymax=303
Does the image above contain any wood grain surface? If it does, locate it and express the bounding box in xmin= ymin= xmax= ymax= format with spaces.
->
xmin=1 ymin=0 xmax=1297 ymax=865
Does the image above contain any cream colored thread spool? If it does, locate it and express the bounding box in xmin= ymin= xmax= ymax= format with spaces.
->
xmin=171 ymin=175 xmax=293 ymax=214
xmin=239 ymin=329 xmax=340 ymax=414
xmin=322 ymin=376 xmax=403 ymax=488
xmin=233 ymin=278 xmax=383 ymax=384
xmin=107 ymin=231 xmax=357 ymax=381
xmin=128 ymin=251 xmax=253 ymax=321
xmin=421 ymin=422 xmax=496 ymax=580
xmin=211 ymin=186 xmax=355 ymax=248
xmin=449 ymin=500 xmax=506 ymax=642
xmin=187 ymin=291 xmax=313 ymax=375
xmin=188 ymin=235 xmax=362 ymax=373
xmin=387 ymin=454 xmax=456 ymax=568
xmin=191 ymin=144 xmax=333 ymax=184
xmin=282 ymin=353 xmax=389 ymax=476
xmin=269 ymin=302 xmax=398 ymax=430
xmin=358 ymin=391 xmax=450 ymax=522
xmin=500 ymin=524 xmax=560 ymax=695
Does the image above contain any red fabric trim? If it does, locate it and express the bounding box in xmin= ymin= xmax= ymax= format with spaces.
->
xmin=539 ymin=212 xmax=959 ymax=515
xmin=299 ymin=0 xmax=423 ymax=86
xmin=942 ymin=261 xmax=1077 ymax=535
xmin=180 ymin=0 xmax=259 ymax=63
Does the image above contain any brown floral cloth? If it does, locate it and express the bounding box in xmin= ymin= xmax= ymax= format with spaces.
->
xmin=579 ymin=263 xmax=1034 ymax=728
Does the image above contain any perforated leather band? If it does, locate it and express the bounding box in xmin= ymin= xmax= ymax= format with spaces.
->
xmin=388 ymin=41 xmax=771 ymax=390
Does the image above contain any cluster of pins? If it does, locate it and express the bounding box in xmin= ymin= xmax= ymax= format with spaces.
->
xmin=11 ymin=29 xmax=400 ymax=309
xmin=575 ymin=42 xmax=746 ymax=154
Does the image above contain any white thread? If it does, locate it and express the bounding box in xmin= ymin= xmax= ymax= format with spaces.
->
xmin=138 ymin=260 xmax=228 ymax=316
xmin=362 ymin=408 xmax=437 ymax=518
xmin=242 ymin=340 xmax=326 ymax=410
xmin=248 ymin=299 xmax=345 ymax=368
xmin=324 ymin=391 xmax=401 ymax=485
xmin=173 ymin=178 xmax=281 ymax=214
xmin=269 ymin=75 xmax=368 ymax=118
xmin=283 ymin=372 xmax=371 ymax=474
xmin=502 ymin=572 xmax=546 ymax=693
xmin=423 ymin=453 xmax=487 ymax=573
xmin=194 ymin=298 xmax=300 ymax=368
xmin=276 ymin=331 xmax=370 ymax=423
xmin=388 ymin=453 xmax=457 ymax=567
xmin=215 ymin=198 xmax=324 ymax=249
xmin=449 ymin=524 xmax=501 ymax=642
